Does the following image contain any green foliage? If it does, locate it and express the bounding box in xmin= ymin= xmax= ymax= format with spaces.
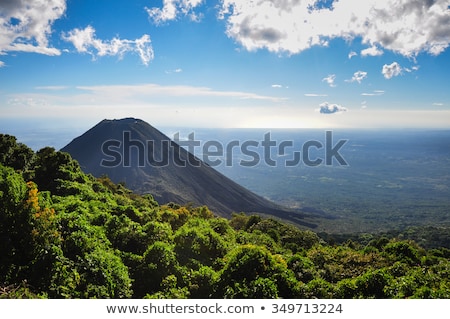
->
xmin=145 ymin=275 xmax=189 ymax=299
xmin=287 ymin=254 xmax=316 ymax=283
xmin=301 ymin=278 xmax=335 ymax=298
xmin=335 ymin=278 xmax=357 ymax=298
xmin=222 ymin=277 xmax=279 ymax=299
xmin=184 ymin=266 xmax=217 ymax=298
xmin=0 ymin=281 xmax=46 ymax=299
xmin=134 ymin=241 xmax=181 ymax=297
xmin=34 ymin=147 xmax=85 ymax=195
xmin=76 ymin=247 xmax=132 ymax=298
xmin=248 ymin=218 xmax=320 ymax=251
xmin=235 ymin=230 xmax=279 ymax=253
xmin=355 ymin=268 xmax=393 ymax=298
xmin=215 ymin=245 xmax=299 ymax=298
xmin=174 ymin=218 xmax=228 ymax=268
xmin=143 ymin=221 xmax=173 ymax=245
xmin=383 ymin=240 xmax=422 ymax=265
xmin=0 ymin=135 xmax=449 ymax=299
xmin=105 ymin=214 xmax=149 ymax=254
xmin=0 ymin=134 xmax=35 ymax=173
xmin=0 ymin=165 xmax=33 ymax=282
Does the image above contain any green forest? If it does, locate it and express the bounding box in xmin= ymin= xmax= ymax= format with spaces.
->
xmin=1 ymin=134 xmax=449 ymax=299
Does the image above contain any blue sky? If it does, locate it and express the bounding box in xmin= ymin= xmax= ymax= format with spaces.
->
xmin=1 ymin=0 xmax=450 ymax=130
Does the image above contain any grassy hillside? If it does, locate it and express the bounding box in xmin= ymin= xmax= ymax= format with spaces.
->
xmin=1 ymin=134 xmax=449 ymax=298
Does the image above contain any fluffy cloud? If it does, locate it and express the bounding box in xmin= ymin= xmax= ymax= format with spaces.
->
xmin=0 ymin=0 xmax=66 ymax=55
xmin=382 ymin=62 xmax=402 ymax=79
xmin=0 ymin=1 xmax=153 ymax=66
xmin=219 ymin=0 xmax=450 ymax=57
xmin=322 ymin=74 xmax=337 ymax=87
xmin=347 ymin=71 xmax=368 ymax=84
xmin=62 ymin=26 xmax=154 ymax=66
xmin=318 ymin=102 xmax=347 ymax=114
xmin=361 ymin=46 xmax=383 ymax=57
xmin=147 ymin=0 xmax=204 ymax=25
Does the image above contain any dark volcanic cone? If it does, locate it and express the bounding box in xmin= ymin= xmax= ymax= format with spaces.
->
xmin=61 ymin=118 xmax=316 ymax=227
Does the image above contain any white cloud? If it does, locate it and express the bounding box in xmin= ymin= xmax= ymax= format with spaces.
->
xmin=318 ymin=102 xmax=347 ymax=114
xmin=147 ymin=0 xmax=204 ymax=25
xmin=433 ymin=102 xmax=444 ymax=106
xmin=1 ymin=83 xmax=289 ymax=128
xmin=0 ymin=0 xmax=66 ymax=56
xmin=0 ymin=61 xmax=5 ymax=68
xmin=134 ymin=35 xmax=155 ymax=66
xmin=322 ymin=74 xmax=336 ymax=87
xmin=147 ymin=0 xmax=178 ymax=24
xmin=305 ymin=93 xmax=328 ymax=97
xmin=75 ymin=83 xmax=287 ymax=102
xmin=361 ymin=46 xmax=383 ymax=57
xmin=35 ymin=86 xmax=69 ymax=91
xmin=62 ymin=26 xmax=154 ymax=66
xmin=4 ymin=91 xmax=450 ymax=129
xmin=347 ymin=71 xmax=368 ymax=84
xmin=382 ymin=62 xmax=402 ymax=79
xmin=348 ymin=51 xmax=357 ymax=59
xmin=165 ymin=68 xmax=183 ymax=74
xmin=271 ymin=84 xmax=282 ymax=88
xmin=0 ymin=1 xmax=153 ymax=66
xmin=361 ymin=90 xmax=385 ymax=96
xmin=219 ymin=0 xmax=450 ymax=57
xmin=404 ymin=65 xmax=420 ymax=73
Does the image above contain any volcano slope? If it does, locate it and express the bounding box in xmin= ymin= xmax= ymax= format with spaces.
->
xmin=62 ymin=118 xmax=319 ymax=228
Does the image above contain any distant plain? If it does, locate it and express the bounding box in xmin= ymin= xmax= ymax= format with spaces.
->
xmin=184 ymin=129 xmax=450 ymax=234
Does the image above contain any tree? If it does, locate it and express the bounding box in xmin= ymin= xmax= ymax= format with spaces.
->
xmin=302 ymin=278 xmax=335 ymax=298
xmin=0 ymin=165 xmax=31 ymax=282
xmin=287 ymin=254 xmax=316 ymax=283
xmin=383 ymin=240 xmax=422 ymax=265
xmin=76 ymin=247 xmax=132 ymax=298
xmin=215 ymin=244 xmax=299 ymax=298
xmin=0 ymin=166 xmax=68 ymax=296
xmin=33 ymin=147 xmax=85 ymax=194
xmin=105 ymin=214 xmax=149 ymax=254
xmin=174 ymin=218 xmax=228 ymax=268
xmin=184 ymin=266 xmax=217 ymax=298
xmin=0 ymin=134 xmax=35 ymax=172
xmin=134 ymin=242 xmax=181 ymax=297
xmin=355 ymin=268 xmax=393 ymax=298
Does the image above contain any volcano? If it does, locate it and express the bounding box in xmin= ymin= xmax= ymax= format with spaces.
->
xmin=61 ymin=118 xmax=317 ymax=227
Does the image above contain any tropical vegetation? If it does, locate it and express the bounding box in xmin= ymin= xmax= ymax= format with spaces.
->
xmin=1 ymin=134 xmax=449 ymax=298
